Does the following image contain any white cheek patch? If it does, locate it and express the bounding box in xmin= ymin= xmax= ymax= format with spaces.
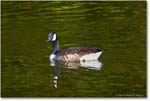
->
xmin=52 ymin=34 xmax=56 ymax=41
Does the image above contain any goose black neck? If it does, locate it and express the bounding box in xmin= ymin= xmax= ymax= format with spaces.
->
xmin=52 ymin=40 xmax=59 ymax=55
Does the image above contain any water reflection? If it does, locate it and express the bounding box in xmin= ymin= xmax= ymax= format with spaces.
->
xmin=50 ymin=60 xmax=103 ymax=88
xmin=51 ymin=65 xmax=60 ymax=89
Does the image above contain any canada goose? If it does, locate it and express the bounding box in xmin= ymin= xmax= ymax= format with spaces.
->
xmin=46 ymin=32 xmax=103 ymax=62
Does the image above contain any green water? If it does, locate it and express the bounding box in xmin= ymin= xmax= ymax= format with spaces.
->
xmin=1 ymin=1 xmax=146 ymax=97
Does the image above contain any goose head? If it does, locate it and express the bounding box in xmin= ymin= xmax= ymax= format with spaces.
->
xmin=46 ymin=32 xmax=57 ymax=42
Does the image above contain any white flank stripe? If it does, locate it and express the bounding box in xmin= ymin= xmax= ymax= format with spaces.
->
xmin=80 ymin=51 xmax=103 ymax=61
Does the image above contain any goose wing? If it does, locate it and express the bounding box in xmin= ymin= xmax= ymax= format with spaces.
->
xmin=55 ymin=47 xmax=102 ymax=61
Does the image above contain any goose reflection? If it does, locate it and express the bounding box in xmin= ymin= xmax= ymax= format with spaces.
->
xmin=50 ymin=60 xmax=103 ymax=88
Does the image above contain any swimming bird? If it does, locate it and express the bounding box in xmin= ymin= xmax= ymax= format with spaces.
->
xmin=46 ymin=32 xmax=103 ymax=62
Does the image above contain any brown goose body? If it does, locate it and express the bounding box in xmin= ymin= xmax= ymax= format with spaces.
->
xmin=55 ymin=47 xmax=102 ymax=62
xmin=46 ymin=32 xmax=103 ymax=62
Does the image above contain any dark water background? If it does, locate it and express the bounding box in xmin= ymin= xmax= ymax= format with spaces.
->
xmin=1 ymin=1 xmax=146 ymax=97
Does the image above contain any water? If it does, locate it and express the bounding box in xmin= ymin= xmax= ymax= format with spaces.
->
xmin=1 ymin=1 xmax=146 ymax=97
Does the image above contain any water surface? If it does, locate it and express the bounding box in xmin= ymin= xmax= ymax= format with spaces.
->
xmin=1 ymin=1 xmax=146 ymax=97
